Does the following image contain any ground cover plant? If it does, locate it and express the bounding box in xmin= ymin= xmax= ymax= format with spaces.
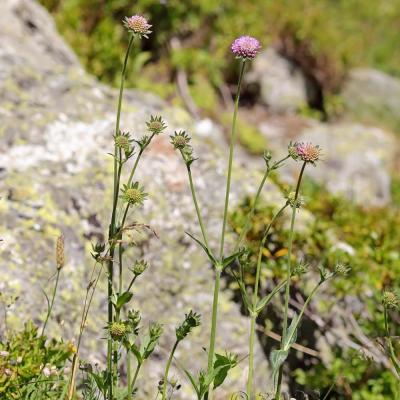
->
xmin=1 ymin=11 xmax=400 ymax=400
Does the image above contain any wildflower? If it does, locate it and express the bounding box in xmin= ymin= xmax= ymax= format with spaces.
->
xmin=56 ymin=234 xmax=65 ymax=269
xmin=146 ymin=116 xmax=167 ymax=135
xmin=290 ymin=142 xmax=321 ymax=164
xmin=286 ymin=192 xmax=304 ymax=209
xmin=231 ymin=36 xmax=261 ymax=60
xmin=334 ymin=263 xmax=351 ymax=276
xmin=382 ymin=290 xmax=400 ymax=310
xmin=132 ymin=260 xmax=149 ymax=276
xmin=176 ymin=310 xmax=201 ymax=341
xmin=109 ymin=322 xmax=128 ymax=341
xmin=115 ymin=132 xmax=132 ymax=151
xmin=170 ymin=131 xmax=191 ymax=149
xmin=123 ymin=15 xmax=152 ymax=38
xmin=0 ymin=351 xmax=9 ymax=357
xmin=121 ymin=182 xmax=147 ymax=205
xmin=293 ymin=261 xmax=309 ymax=276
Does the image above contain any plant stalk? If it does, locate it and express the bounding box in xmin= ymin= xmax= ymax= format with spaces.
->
xmin=162 ymin=340 xmax=179 ymax=400
xmin=274 ymin=162 xmax=306 ymax=400
xmin=107 ymin=34 xmax=135 ymax=400
xmin=41 ymin=269 xmax=61 ymax=337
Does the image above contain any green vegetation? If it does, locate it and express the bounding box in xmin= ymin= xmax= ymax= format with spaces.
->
xmin=0 ymin=321 xmax=73 ymax=399
xmin=40 ymin=0 xmax=400 ymax=97
xmin=230 ymin=178 xmax=400 ymax=398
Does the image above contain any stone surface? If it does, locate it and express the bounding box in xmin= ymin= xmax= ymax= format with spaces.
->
xmin=247 ymin=48 xmax=308 ymax=113
xmin=0 ymin=0 xmax=283 ymax=397
xmin=342 ymin=68 xmax=400 ymax=134
xmin=257 ymin=115 xmax=398 ymax=207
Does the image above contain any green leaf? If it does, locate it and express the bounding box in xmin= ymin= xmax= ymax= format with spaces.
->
xmin=237 ymin=279 xmax=252 ymax=314
xmin=213 ymin=353 xmax=238 ymax=389
xmin=221 ymin=249 xmax=245 ymax=268
xmin=185 ymin=231 xmax=216 ymax=264
xmin=115 ymin=291 xmax=133 ymax=311
xmin=270 ymin=349 xmax=289 ymax=390
xmin=182 ymin=367 xmax=201 ymax=399
xmin=130 ymin=343 xmax=142 ymax=364
xmin=283 ymin=313 xmax=299 ymax=351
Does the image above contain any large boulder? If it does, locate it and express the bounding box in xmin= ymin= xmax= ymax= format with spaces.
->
xmin=0 ymin=0 xmax=283 ymax=396
xmin=342 ymin=68 xmax=400 ymax=134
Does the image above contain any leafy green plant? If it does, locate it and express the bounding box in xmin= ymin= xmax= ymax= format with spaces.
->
xmin=0 ymin=321 xmax=73 ymax=399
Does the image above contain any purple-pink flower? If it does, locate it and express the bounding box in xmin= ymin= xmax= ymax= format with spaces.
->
xmin=231 ymin=36 xmax=261 ymax=60
xmin=123 ymin=15 xmax=152 ymax=38
xmin=291 ymin=142 xmax=321 ymax=163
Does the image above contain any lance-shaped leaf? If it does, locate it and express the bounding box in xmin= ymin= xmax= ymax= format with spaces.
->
xmin=255 ymin=279 xmax=287 ymax=313
xmin=114 ymin=291 xmax=133 ymax=312
xmin=237 ymin=279 xmax=253 ymax=314
xmin=270 ymin=349 xmax=289 ymax=390
xmin=221 ymin=248 xmax=245 ymax=268
xmin=185 ymin=231 xmax=216 ymax=264
xmin=282 ymin=313 xmax=299 ymax=351
xmin=182 ymin=368 xmax=201 ymax=399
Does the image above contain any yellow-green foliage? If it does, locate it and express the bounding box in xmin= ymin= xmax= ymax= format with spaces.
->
xmin=39 ymin=0 xmax=400 ymax=95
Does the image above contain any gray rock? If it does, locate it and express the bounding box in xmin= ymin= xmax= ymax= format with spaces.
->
xmin=342 ymin=68 xmax=400 ymax=133
xmin=258 ymin=116 xmax=398 ymax=207
xmin=0 ymin=0 xmax=283 ymax=397
xmin=247 ymin=48 xmax=308 ymax=113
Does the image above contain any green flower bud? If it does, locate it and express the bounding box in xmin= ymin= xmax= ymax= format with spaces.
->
xmin=382 ymin=290 xmax=400 ymax=309
xmin=132 ymin=260 xmax=149 ymax=276
xmin=109 ymin=322 xmax=127 ymax=341
xmin=176 ymin=310 xmax=201 ymax=341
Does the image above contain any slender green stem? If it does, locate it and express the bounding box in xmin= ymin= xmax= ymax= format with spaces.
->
xmin=384 ymin=308 xmax=400 ymax=376
xmin=206 ymin=266 xmax=222 ymax=400
xmin=131 ymin=362 xmax=142 ymax=391
xmin=162 ymin=340 xmax=179 ymax=400
xmin=234 ymin=155 xmax=290 ymax=252
xmin=127 ymin=349 xmax=132 ymax=400
xmin=187 ymin=165 xmax=210 ymax=249
xmin=219 ymin=60 xmax=246 ymax=259
xmin=41 ymin=269 xmax=61 ymax=336
xmin=274 ymin=162 xmax=306 ymax=400
xmin=247 ymin=204 xmax=288 ymax=397
xmin=67 ymin=261 xmax=104 ymax=400
xmin=127 ymin=275 xmax=137 ymax=292
xmin=205 ymin=60 xmax=246 ymax=400
xmin=107 ymin=34 xmax=135 ymax=400
xmin=247 ymin=314 xmax=256 ymax=399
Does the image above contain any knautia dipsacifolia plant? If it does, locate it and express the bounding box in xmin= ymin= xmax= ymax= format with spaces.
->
xmin=170 ymin=38 xmax=351 ymax=399
xmin=63 ymin=14 xmax=199 ymax=400
xmin=1 ymin=14 xmax=362 ymax=400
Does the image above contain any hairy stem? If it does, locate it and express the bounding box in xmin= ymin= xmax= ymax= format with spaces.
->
xmin=108 ymin=34 xmax=135 ymax=400
xmin=131 ymin=362 xmax=142 ymax=392
xmin=219 ymin=60 xmax=246 ymax=259
xmin=247 ymin=204 xmax=288 ymax=397
xmin=206 ymin=265 xmax=222 ymax=400
xmin=162 ymin=340 xmax=179 ymax=400
xmin=127 ymin=350 xmax=132 ymax=400
xmin=235 ymin=155 xmax=290 ymax=252
xmin=274 ymin=162 xmax=306 ymax=400
xmin=384 ymin=308 xmax=400 ymax=377
xmin=187 ymin=165 xmax=210 ymax=249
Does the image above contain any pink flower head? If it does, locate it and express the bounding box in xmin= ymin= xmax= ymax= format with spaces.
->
xmin=231 ymin=36 xmax=261 ymax=60
xmin=293 ymin=142 xmax=321 ymax=163
xmin=123 ymin=15 xmax=152 ymax=38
